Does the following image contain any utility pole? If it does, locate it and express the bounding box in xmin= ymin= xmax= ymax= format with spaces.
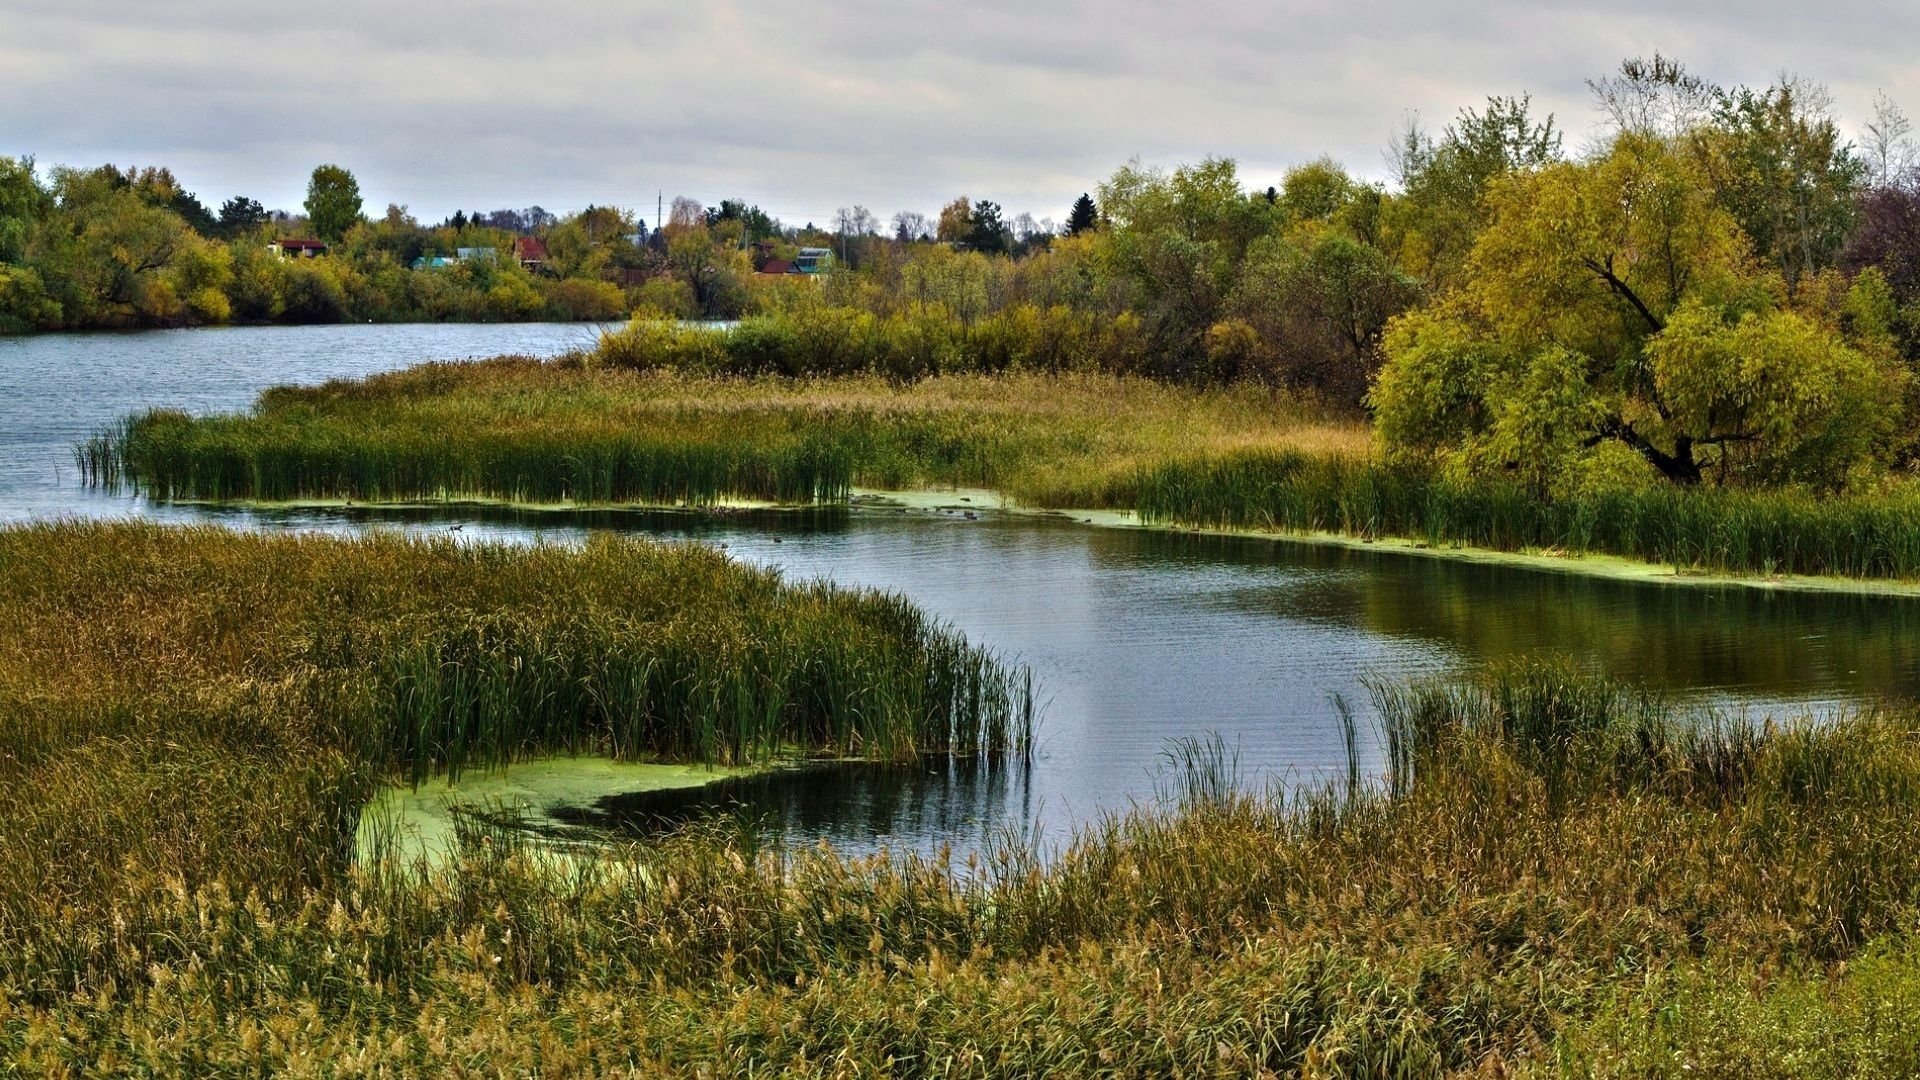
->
xmin=656 ymin=190 xmax=663 ymax=244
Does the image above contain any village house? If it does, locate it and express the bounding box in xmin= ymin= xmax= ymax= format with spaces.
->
xmin=512 ymin=235 xmax=549 ymax=270
xmin=268 ymin=238 xmax=328 ymax=259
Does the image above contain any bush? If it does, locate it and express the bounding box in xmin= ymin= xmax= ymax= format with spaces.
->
xmin=542 ymin=277 xmax=626 ymax=321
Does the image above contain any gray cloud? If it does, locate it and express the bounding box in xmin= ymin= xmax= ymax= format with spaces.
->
xmin=2 ymin=0 xmax=1915 ymax=225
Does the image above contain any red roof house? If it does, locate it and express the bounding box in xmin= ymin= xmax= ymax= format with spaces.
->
xmin=512 ymin=235 xmax=550 ymax=268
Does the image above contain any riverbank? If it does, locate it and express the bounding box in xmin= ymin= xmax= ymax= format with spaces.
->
xmin=84 ymin=359 xmax=1920 ymax=584
xmin=14 ymin=657 xmax=1920 ymax=1073
xmin=0 ymin=519 xmax=1031 ymax=934
xmin=356 ymin=756 xmax=759 ymax=866
xmin=166 ymin=481 xmax=1920 ymax=600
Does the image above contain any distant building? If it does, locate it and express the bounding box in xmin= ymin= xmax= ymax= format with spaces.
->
xmin=756 ymin=258 xmax=794 ymax=276
xmin=512 ymin=236 xmax=549 ymax=270
xmin=793 ymin=248 xmax=834 ymax=274
xmin=269 ymin=238 xmax=328 ymax=259
xmin=408 ymin=247 xmax=500 ymax=271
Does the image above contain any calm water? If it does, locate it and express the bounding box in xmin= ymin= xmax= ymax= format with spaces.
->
xmin=6 ymin=325 xmax=1919 ymax=857
xmin=0 ymin=322 xmax=605 ymax=521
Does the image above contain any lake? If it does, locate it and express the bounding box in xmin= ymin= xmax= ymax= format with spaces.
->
xmin=6 ymin=324 xmax=1918 ymax=858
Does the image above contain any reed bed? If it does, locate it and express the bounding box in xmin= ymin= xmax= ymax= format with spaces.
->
xmin=1136 ymin=448 xmax=1920 ymax=580
xmin=9 ymin=653 xmax=1920 ymax=1073
xmin=84 ymin=354 xmax=1920 ymax=582
xmin=79 ymin=356 xmax=1364 ymax=509
xmin=0 ymin=521 xmax=1029 ymax=942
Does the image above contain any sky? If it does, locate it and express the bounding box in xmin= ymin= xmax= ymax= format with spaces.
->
xmin=3 ymin=0 xmax=1918 ymax=229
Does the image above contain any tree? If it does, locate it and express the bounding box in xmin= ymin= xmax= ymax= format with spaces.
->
xmin=1011 ymin=212 xmax=1047 ymax=244
xmin=37 ymin=166 xmax=193 ymax=325
xmin=892 ymin=210 xmax=931 ymax=242
xmin=964 ymin=199 xmax=1008 ymax=254
xmin=667 ymin=196 xmax=705 ymax=232
xmin=936 ymin=196 xmax=973 ymax=243
xmin=1065 ymin=193 xmax=1098 ymax=236
xmin=707 ymin=199 xmax=778 ymax=241
xmin=0 ymin=156 xmax=56 ymax=330
xmin=1372 ymin=132 xmax=1902 ymax=491
xmin=0 ymin=155 xmax=49 ymax=264
xmin=1864 ymin=93 xmax=1916 ymax=188
xmin=1278 ymin=158 xmax=1357 ymax=224
xmin=1693 ymin=77 xmax=1863 ymax=296
xmin=304 ymin=165 xmax=362 ymax=242
xmin=665 ymin=226 xmax=750 ymax=318
xmin=832 ymin=205 xmax=879 ymax=267
xmin=1845 ymin=180 xmax=1920 ymax=302
xmin=217 ymin=196 xmax=268 ymax=238
xmin=1386 ymin=95 xmax=1561 ymax=287
xmin=1229 ymin=232 xmax=1421 ymax=399
xmin=1843 ymin=179 xmax=1920 ymax=362
xmin=1588 ymin=53 xmax=1715 ymax=138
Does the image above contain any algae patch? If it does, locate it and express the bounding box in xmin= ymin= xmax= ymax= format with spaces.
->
xmin=357 ymin=757 xmax=752 ymax=865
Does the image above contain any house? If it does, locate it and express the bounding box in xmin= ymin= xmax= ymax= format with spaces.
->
xmin=757 ymin=258 xmax=794 ymax=276
xmin=512 ymin=236 xmax=549 ymax=270
xmin=269 ymin=238 xmax=328 ymax=259
xmin=793 ymin=247 xmax=834 ymax=274
xmin=408 ymin=247 xmax=500 ymax=270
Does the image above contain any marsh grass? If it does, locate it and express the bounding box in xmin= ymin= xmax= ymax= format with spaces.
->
xmin=1136 ymin=448 xmax=1920 ymax=579
xmin=0 ymin=522 xmax=1029 ymax=952
xmin=85 ymin=356 xmax=1920 ymax=581
xmin=80 ymin=356 xmax=1365 ymax=509
xmin=9 ymin=560 xmax=1920 ymax=1079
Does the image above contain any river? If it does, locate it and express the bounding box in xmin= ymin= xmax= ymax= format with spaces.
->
xmin=6 ymin=324 xmax=1917 ymax=858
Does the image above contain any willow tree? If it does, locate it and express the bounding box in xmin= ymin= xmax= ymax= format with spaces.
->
xmin=1371 ymin=131 xmax=1904 ymax=491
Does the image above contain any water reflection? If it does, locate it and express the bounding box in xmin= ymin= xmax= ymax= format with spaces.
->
xmin=8 ymin=325 xmax=1920 ymax=857
xmin=556 ymin=756 xmax=1035 ymax=860
xmin=1103 ymin=529 xmax=1920 ymax=704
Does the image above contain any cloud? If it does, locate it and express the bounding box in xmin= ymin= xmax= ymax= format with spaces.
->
xmin=1 ymin=0 xmax=1915 ymax=224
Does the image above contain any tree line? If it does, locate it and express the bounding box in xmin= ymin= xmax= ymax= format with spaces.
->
xmin=5 ymin=55 xmax=1920 ymax=489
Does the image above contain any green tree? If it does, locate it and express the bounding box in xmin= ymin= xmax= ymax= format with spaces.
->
xmin=304 ymin=165 xmax=363 ymax=242
xmin=1278 ymin=158 xmax=1357 ymax=224
xmin=1229 ymin=231 xmax=1421 ymax=398
xmin=0 ymin=156 xmax=50 ymax=265
xmin=965 ymin=200 xmax=1009 ymax=254
xmin=1065 ymin=193 xmax=1098 ymax=236
xmin=1387 ymin=95 xmax=1562 ymax=288
xmin=0 ymin=157 xmax=60 ymax=331
xmin=1372 ymin=131 xmax=1901 ymax=490
xmin=217 ymin=196 xmax=268 ymax=238
xmin=32 ymin=167 xmax=192 ymax=326
xmin=665 ymin=226 xmax=749 ymax=318
xmin=1692 ymin=78 xmax=1864 ymax=296
xmin=1096 ymin=157 xmax=1273 ymax=375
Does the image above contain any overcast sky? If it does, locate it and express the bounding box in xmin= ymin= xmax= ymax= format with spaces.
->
xmin=3 ymin=1 xmax=1917 ymax=228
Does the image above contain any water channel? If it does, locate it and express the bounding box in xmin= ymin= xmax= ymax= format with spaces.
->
xmin=7 ymin=324 xmax=1917 ymax=858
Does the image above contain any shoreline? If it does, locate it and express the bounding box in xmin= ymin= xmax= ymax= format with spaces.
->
xmin=153 ymin=486 xmax=1920 ymax=599
xmin=356 ymin=757 xmax=758 ymax=867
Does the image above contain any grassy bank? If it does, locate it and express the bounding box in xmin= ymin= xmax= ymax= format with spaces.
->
xmin=86 ymin=353 xmax=1920 ymax=581
xmin=80 ymin=356 xmax=1364 ymax=508
xmin=10 ymin=634 xmax=1920 ymax=1072
xmin=0 ymin=522 xmax=1029 ymax=952
xmin=1136 ymin=449 xmax=1920 ymax=581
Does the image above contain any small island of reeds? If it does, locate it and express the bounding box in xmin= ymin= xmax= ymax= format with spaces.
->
xmin=82 ymin=325 xmax=1920 ymax=582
